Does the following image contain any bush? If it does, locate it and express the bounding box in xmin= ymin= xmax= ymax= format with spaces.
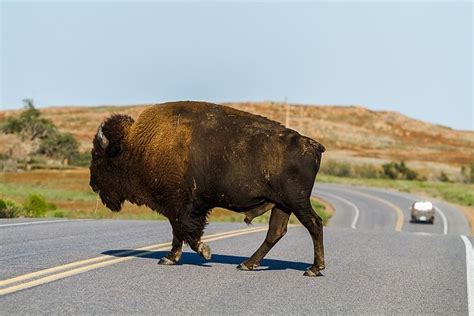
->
xmin=1 ymin=99 xmax=82 ymax=164
xmin=53 ymin=211 xmax=65 ymax=218
xmin=23 ymin=194 xmax=57 ymax=217
xmin=320 ymin=160 xmax=381 ymax=179
xmin=1 ymin=99 xmax=56 ymax=141
xmin=438 ymin=171 xmax=450 ymax=183
xmin=0 ymin=199 xmax=24 ymax=218
xmin=382 ymin=161 xmax=418 ymax=180
xmin=321 ymin=160 xmax=351 ymax=177
xmin=37 ymin=132 xmax=79 ymax=162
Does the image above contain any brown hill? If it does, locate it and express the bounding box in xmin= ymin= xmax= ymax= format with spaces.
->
xmin=1 ymin=102 xmax=472 ymax=179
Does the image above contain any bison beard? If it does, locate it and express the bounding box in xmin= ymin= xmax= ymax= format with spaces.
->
xmin=89 ymin=101 xmax=326 ymax=277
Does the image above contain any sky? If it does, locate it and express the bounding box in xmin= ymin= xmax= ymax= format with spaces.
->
xmin=1 ymin=1 xmax=472 ymax=130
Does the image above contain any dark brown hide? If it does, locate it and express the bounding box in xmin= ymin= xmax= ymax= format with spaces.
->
xmin=90 ymin=101 xmax=326 ymax=276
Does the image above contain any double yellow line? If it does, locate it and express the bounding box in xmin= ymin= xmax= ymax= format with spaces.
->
xmin=0 ymin=226 xmax=271 ymax=296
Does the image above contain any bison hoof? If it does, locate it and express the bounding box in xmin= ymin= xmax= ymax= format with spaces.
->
xmin=303 ymin=269 xmax=323 ymax=277
xmin=198 ymin=243 xmax=212 ymax=260
xmin=244 ymin=217 xmax=253 ymax=225
xmin=236 ymin=262 xmax=259 ymax=271
xmin=158 ymin=257 xmax=176 ymax=265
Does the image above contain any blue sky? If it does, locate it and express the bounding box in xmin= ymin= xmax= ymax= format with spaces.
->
xmin=1 ymin=1 xmax=472 ymax=130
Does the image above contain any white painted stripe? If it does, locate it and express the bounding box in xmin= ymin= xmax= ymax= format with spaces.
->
xmin=0 ymin=220 xmax=70 ymax=228
xmin=461 ymin=235 xmax=473 ymax=316
xmin=434 ymin=207 xmax=448 ymax=235
xmin=316 ymin=191 xmax=360 ymax=229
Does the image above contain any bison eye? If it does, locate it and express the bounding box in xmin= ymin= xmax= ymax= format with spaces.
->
xmin=106 ymin=144 xmax=121 ymax=157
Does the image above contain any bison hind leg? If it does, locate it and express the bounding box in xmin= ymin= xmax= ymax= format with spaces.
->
xmin=238 ymin=207 xmax=290 ymax=270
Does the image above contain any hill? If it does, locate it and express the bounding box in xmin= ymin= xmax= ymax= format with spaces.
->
xmin=1 ymin=102 xmax=472 ymax=180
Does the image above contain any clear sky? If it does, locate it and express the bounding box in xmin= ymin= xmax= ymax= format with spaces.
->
xmin=1 ymin=1 xmax=472 ymax=130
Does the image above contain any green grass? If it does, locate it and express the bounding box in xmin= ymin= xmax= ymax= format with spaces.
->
xmin=44 ymin=208 xmax=167 ymax=220
xmin=310 ymin=197 xmax=331 ymax=225
xmin=0 ymin=182 xmax=95 ymax=202
xmin=317 ymin=175 xmax=474 ymax=207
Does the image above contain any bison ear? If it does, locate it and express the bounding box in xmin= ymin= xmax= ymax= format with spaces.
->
xmin=97 ymin=123 xmax=121 ymax=157
xmin=97 ymin=124 xmax=109 ymax=150
xmin=98 ymin=114 xmax=134 ymax=158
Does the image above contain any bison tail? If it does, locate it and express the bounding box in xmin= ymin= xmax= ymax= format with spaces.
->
xmin=307 ymin=138 xmax=326 ymax=153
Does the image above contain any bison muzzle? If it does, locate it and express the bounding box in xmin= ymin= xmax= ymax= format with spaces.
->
xmin=89 ymin=101 xmax=326 ymax=276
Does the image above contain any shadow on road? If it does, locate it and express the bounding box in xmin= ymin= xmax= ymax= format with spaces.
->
xmin=102 ymin=249 xmax=310 ymax=272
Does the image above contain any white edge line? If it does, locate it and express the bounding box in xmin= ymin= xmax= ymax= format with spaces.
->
xmin=461 ymin=235 xmax=473 ymax=316
xmin=315 ymin=191 xmax=360 ymax=229
xmin=434 ymin=207 xmax=448 ymax=235
xmin=0 ymin=220 xmax=71 ymax=228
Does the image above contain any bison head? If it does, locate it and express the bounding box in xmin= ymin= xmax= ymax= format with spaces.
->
xmin=89 ymin=114 xmax=135 ymax=212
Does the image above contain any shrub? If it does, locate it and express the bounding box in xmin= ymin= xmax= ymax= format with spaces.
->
xmin=53 ymin=211 xmax=65 ymax=218
xmin=0 ymin=199 xmax=24 ymax=218
xmin=382 ymin=161 xmax=418 ymax=180
xmin=37 ymin=132 xmax=79 ymax=162
xmin=320 ymin=160 xmax=381 ymax=179
xmin=438 ymin=171 xmax=450 ymax=183
xmin=321 ymin=160 xmax=351 ymax=177
xmin=23 ymin=194 xmax=57 ymax=217
xmin=1 ymin=99 xmax=56 ymax=141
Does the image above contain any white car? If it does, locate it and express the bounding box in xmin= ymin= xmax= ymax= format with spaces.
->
xmin=410 ymin=201 xmax=435 ymax=224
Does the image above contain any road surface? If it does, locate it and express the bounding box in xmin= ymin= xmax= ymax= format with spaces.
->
xmin=0 ymin=184 xmax=472 ymax=314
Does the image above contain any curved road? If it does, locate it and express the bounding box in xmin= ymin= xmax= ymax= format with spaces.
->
xmin=0 ymin=184 xmax=472 ymax=314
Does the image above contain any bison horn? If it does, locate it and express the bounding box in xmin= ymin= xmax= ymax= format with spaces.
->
xmin=97 ymin=124 xmax=109 ymax=149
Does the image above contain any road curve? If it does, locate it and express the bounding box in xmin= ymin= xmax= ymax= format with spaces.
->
xmin=0 ymin=184 xmax=472 ymax=314
xmin=313 ymin=183 xmax=470 ymax=236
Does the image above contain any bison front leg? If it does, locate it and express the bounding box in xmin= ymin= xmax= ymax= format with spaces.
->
xmin=161 ymin=211 xmax=211 ymax=264
xmin=158 ymin=235 xmax=183 ymax=265
xmin=158 ymin=221 xmax=183 ymax=265
xmin=185 ymin=212 xmax=212 ymax=260
xmin=237 ymin=207 xmax=289 ymax=270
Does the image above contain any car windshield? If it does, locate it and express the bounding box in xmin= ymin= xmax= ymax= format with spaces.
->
xmin=413 ymin=201 xmax=433 ymax=210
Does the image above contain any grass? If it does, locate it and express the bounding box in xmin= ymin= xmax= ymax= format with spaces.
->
xmin=317 ymin=175 xmax=474 ymax=207
xmin=311 ymin=197 xmax=332 ymax=225
xmin=0 ymin=182 xmax=95 ymax=202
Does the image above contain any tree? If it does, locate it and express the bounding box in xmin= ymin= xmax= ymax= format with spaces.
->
xmin=37 ymin=132 xmax=79 ymax=162
xmin=1 ymin=99 xmax=56 ymax=141
xmin=2 ymin=99 xmax=81 ymax=163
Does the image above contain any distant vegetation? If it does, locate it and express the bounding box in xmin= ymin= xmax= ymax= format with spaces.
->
xmin=320 ymin=159 xmax=474 ymax=185
xmin=321 ymin=160 xmax=422 ymax=181
xmin=318 ymin=175 xmax=474 ymax=207
xmin=0 ymin=99 xmax=90 ymax=168
xmin=0 ymin=194 xmax=57 ymax=218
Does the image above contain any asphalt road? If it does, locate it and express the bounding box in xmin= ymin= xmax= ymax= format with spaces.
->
xmin=0 ymin=184 xmax=472 ymax=315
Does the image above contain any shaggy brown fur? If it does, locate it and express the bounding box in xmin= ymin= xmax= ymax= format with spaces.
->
xmin=90 ymin=101 xmax=326 ymax=276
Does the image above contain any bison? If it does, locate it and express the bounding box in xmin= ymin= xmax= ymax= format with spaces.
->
xmin=89 ymin=101 xmax=326 ymax=276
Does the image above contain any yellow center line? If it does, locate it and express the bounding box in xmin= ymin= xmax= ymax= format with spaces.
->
xmin=341 ymin=189 xmax=405 ymax=232
xmin=0 ymin=225 xmax=271 ymax=296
